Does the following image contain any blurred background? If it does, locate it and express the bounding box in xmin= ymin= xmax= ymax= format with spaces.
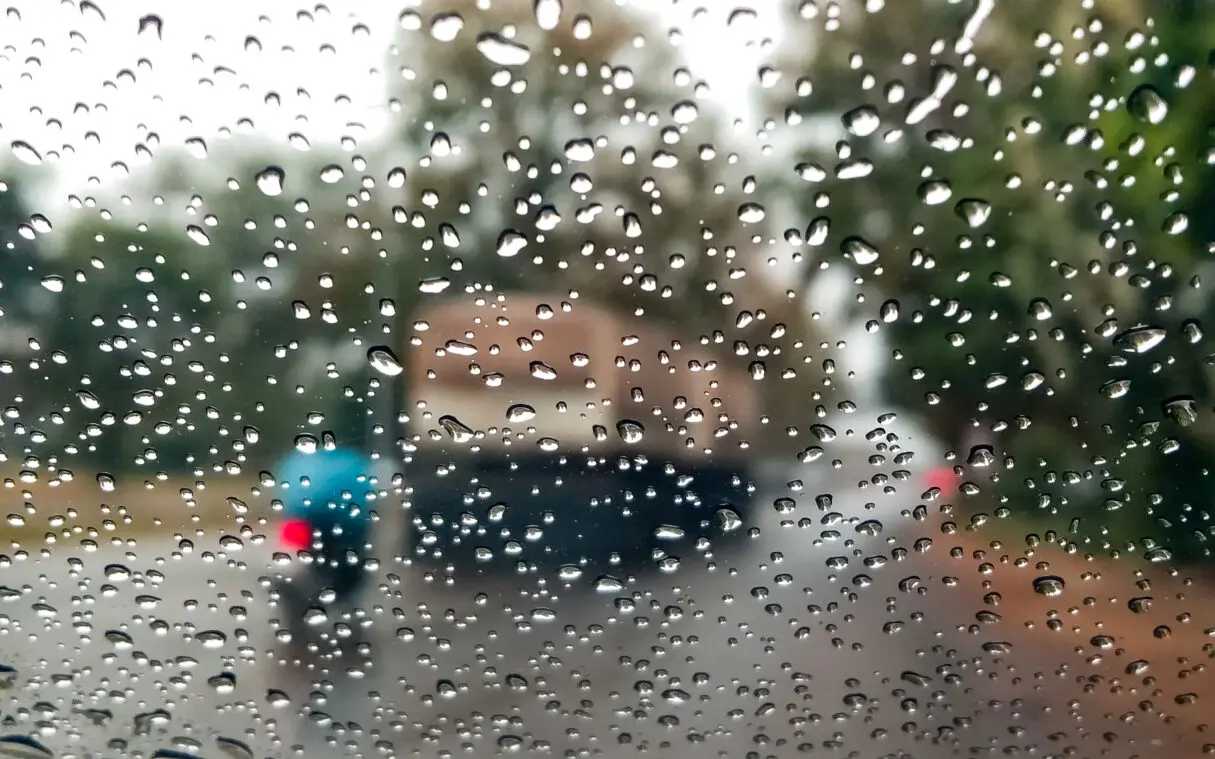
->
xmin=1 ymin=0 xmax=1213 ymax=757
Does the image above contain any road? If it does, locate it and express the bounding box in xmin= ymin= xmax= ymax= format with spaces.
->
xmin=1 ymin=434 xmax=1118 ymax=759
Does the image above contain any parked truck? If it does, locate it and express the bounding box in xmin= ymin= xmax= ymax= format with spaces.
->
xmin=401 ymin=291 xmax=762 ymax=576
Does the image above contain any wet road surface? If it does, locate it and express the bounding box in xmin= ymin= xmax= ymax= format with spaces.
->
xmin=1 ymin=446 xmax=1171 ymax=759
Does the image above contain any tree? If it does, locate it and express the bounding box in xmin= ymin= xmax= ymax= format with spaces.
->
xmin=378 ymin=0 xmax=835 ymax=457
xmin=761 ymin=0 xmax=1215 ymax=561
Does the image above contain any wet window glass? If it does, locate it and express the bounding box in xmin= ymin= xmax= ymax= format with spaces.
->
xmin=1 ymin=1 xmax=1212 ymax=757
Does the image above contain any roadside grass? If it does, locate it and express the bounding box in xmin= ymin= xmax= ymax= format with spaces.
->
xmin=1 ymin=468 xmax=273 ymax=544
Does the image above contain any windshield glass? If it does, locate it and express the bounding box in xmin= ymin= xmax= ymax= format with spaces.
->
xmin=2 ymin=1 xmax=1213 ymax=758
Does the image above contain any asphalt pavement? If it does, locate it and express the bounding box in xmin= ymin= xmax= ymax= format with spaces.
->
xmin=1 ymin=434 xmax=1092 ymax=759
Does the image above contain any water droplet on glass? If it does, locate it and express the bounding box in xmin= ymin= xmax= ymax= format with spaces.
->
xmin=1127 ymin=83 xmax=1169 ymax=124
xmin=40 ymin=276 xmax=64 ymax=293
xmin=476 ymin=33 xmax=531 ymax=66
xmin=186 ymin=226 xmax=211 ymax=246
xmin=506 ymin=404 xmax=536 ymax=423
xmin=533 ymin=0 xmax=563 ymax=30
xmin=530 ymin=361 xmax=557 ymax=380
xmin=10 ymin=141 xmax=42 ymax=166
xmin=215 ymin=736 xmax=254 ymax=759
xmin=255 ymin=166 xmax=284 ymax=196
xmin=966 ymin=445 xmax=996 ymax=468
xmin=841 ymin=236 xmax=880 ymax=266
xmin=1032 ymin=575 xmax=1065 ymax=597
xmin=438 ymin=415 xmax=475 ymax=444
xmin=1162 ymin=396 xmax=1198 ymax=426
xmin=0 ymin=735 xmax=54 ymax=759
xmin=954 ymin=198 xmax=992 ymax=228
xmin=842 ymin=105 xmax=881 ymax=137
xmin=496 ymin=229 xmax=528 ymax=257
xmin=419 ymin=277 xmax=452 ymax=294
xmin=738 ymin=203 xmax=766 ymax=223
xmin=1112 ymin=325 xmax=1166 ymax=354
xmin=429 ymin=12 xmax=464 ymax=41
xmin=367 ymin=346 xmax=404 ymax=377
xmin=1101 ymin=378 xmax=1131 ymax=399
xmin=616 ymin=420 xmax=645 ymax=444
xmin=319 ymin=164 xmax=344 ymax=183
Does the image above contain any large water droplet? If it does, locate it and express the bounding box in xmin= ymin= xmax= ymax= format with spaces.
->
xmin=255 ymin=166 xmax=284 ymax=196
xmin=476 ymin=33 xmax=531 ymax=66
xmin=616 ymin=420 xmax=645 ymax=444
xmin=438 ymin=415 xmax=475 ymax=444
xmin=1127 ymin=84 xmax=1169 ymax=124
xmin=506 ymin=404 xmax=536 ymax=423
xmin=533 ymin=0 xmax=563 ymax=30
xmin=841 ymin=236 xmax=880 ymax=266
xmin=1112 ymin=325 xmax=1166 ymax=354
xmin=10 ymin=141 xmax=42 ymax=166
xmin=1031 ymin=575 xmax=1065 ymax=597
xmin=367 ymin=346 xmax=404 ymax=377
xmin=496 ymin=229 xmax=528 ymax=257
xmin=842 ymin=105 xmax=881 ymax=137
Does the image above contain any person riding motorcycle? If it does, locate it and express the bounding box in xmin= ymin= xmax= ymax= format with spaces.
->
xmin=271 ymin=446 xmax=377 ymax=619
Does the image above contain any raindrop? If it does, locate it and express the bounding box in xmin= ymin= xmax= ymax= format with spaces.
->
xmin=616 ymin=420 xmax=645 ymax=444
xmin=534 ymin=0 xmax=563 ymax=30
xmin=506 ymin=404 xmax=536 ymax=423
xmin=476 ymin=33 xmax=532 ymax=66
xmin=215 ymin=736 xmax=254 ymax=759
xmin=40 ymin=276 xmax=65 ymax=293
xmin=429 ymin=12 xmax=464 ymax=41
xmin=0 ymin=735 xmax=53 ymax=759
xmin=186 ymin=226 xmax=211 ymax=246
xmin=716 ymin=508 xmax=743 ymax=532
xmin=1031 ymin=575 xmax=1065 ymax=597
xmin=255 ymin=166 xmax=285 ymax=196
xmin=10 ymin=141 xmax=42 ymax=166
xmin=438 ymin=415 xmax=475 ymax=444
xmin=367 ymin=346 xmax=404 ymax=377
xmin=737 ymin=203 xmax=766 ymax=223
xmin=419 ymin=277 xmax=452 ymax=294
xmin=1162 ymin=396 xmax=1198 ymax=426
xmin=954 ymin=198 xmax=992 ymax=228
xmin=496 ymin=229 xmax=528 ymax=257
xmin=966 ymin=445 xmax=996 ymax=468
xmin=530 ymin=361 xmax=557 ymax=380
xmin=595 ymin=576 xmax=625 ymax=592
xmin=1112 ymin=325 xmax=1166 ymax=354
xmin=841 ymin=236 xmax=880 ymax=266
xmin=842 ymin=105 xmax=881 ymax=137
xmin=806 ymin=216 xmax=830 ymax=246
xmin=1127 ymin=84 xmax=1169 ymax=124
xmin=1027 ymin=298 xmax=1052 ymax=320
xmin=918 ymin=180 xmax=952 ymax=205
xmin=196 ymin=630 xmax=228 ymax=649
xmin=564 ymin=139 xmax=595 ymax=162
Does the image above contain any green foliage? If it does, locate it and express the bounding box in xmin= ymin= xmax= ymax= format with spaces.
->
xmin=764 ymin=0 xmax=1215 ymax=562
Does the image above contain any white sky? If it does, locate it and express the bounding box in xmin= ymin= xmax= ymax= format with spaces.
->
xmin=0 ymin=0 xmax=780 ymax=197
xmin=0 ymin=0 xmax=891 ymax=414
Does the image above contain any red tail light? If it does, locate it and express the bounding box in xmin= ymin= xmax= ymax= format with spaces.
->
xmin=280 ymin=519 xmax=313 ymax=550
xmin=924 ymin=466 xmax=960 ymax=493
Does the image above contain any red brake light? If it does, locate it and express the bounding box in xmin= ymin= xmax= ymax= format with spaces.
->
xmin=280 ymin=519 xmax=312 ymax=550
xmin=924 ymin=466 xmax=960 ymax=493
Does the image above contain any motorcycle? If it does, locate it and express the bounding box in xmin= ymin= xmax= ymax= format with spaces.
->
xmin=268 ymin=447 xmax=376 ymax=651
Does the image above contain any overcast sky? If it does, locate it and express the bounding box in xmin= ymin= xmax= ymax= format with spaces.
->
xmin=1 ymin=1 xmax=780 ymax=198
